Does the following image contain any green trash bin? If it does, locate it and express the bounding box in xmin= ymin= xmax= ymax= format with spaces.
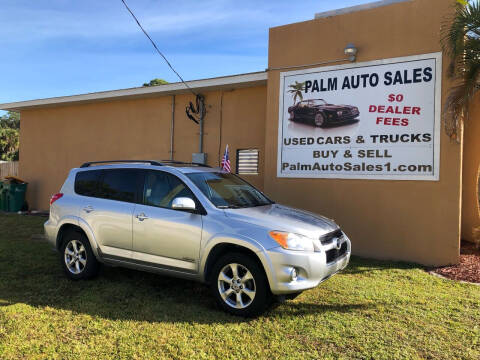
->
xmin=2 ymin=182 xmax=11 ymax=211
xmin=5 ymin=182 xmax=28 ymax=212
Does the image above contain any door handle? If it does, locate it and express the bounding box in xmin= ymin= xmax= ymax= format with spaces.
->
xmin=83 ymin=206 xmax=94 ymax=213
xmin=135 ymin=213 xmax=149 ymax=221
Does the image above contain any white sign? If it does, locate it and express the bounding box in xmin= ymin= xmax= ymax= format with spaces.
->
xmin=277 ymin=53 xmax=442 ymax=181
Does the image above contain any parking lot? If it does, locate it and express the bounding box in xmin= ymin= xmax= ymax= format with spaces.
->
xmin=0 ymin=214 xmax=479 ymax=359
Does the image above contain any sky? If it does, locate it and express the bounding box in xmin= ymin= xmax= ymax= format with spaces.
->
xmin=0 ymin=0 xmax=371 ymax=106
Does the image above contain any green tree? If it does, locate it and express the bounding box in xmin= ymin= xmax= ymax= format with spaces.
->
xmin=0 ymin=111 xmax=20 ymax=161
xmin=142 ymin=78 xmax=169 ymax=87
xmin=0 ymin=111 xmax=19 ymax=130
xmin=442 ymin=0 xmax=480 ymax=140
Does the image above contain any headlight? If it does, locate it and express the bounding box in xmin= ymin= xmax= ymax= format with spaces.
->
xmin=337 ymin=110 xmax=343 ymax=116
xmin=269 ymin=231 xmax=315 ymax=251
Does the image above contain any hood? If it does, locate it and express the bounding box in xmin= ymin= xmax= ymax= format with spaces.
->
xmin=224 ymin=204 xmax=338 ymax=239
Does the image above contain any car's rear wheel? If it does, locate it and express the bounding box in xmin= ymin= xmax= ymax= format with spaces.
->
xmin=210 ymin=252 xmax=270 ymax=317
xmin=60 ymin=230 xmax=99 ymax=280
xmin=314 ymin=112 xmax=326 ymax=127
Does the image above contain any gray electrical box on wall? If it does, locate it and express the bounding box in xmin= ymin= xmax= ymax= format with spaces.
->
xmin=192 ymin=153 xmax=207 ymax=165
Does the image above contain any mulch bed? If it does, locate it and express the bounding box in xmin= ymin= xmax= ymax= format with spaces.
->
xmin=432 ymin=241 xmax=480 ymax=284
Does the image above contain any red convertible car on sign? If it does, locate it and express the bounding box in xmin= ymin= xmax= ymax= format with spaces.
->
xmin=288 ymin=99 xmax=360 ymax=127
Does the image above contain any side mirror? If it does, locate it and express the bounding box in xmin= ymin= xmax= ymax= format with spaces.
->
xmin=172 ymin=197 xmax=196 ymax=211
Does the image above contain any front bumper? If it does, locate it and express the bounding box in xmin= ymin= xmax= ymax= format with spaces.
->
xmin=264 ymin=235 xmax=351 ymax=295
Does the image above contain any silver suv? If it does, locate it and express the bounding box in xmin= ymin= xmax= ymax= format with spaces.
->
xmin=44 ymin=160 xmax=351 ymax=316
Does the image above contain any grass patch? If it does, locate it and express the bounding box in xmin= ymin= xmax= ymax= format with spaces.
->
xmin=0 ymin=214 xmax=479 ymax=359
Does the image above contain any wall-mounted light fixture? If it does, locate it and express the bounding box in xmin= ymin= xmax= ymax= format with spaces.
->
xmin=266 ymin=43 xmax=359 ymax=71
xmin=344 ymin=43 xmax=358 ymax=62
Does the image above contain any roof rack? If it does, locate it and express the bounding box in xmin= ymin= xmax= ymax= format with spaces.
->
xmin=79 ymin=160 xmax=211 ymax=168
xmin=80 ymin=160 xmax=163 ymax=168
xmin=159 ymin=160 xmax=211 ymax=168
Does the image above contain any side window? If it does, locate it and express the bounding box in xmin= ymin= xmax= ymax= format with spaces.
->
xmin=97 ymin=169 xmax=143 ymax=203
xmin=75 ymin=170 xmax=102 ymax=197
xmin=144 ymin=171 xmax=196 ymax=209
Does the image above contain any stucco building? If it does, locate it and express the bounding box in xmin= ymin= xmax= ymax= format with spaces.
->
xmin=2 ymin=0 xmax=477 ymax=266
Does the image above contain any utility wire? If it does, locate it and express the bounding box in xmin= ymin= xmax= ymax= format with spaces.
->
xmin=120 ymin=0 xmax=197 ymax=96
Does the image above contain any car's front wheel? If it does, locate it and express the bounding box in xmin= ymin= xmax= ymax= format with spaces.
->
xmin=60 ymin=230 xmax=99 ymax=280
xmin=314 ymin=112 xmax=326 ymax=127
xmin=210 ymin=253 xmax=270 ymax=317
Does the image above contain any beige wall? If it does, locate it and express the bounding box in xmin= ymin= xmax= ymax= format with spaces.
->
xmin=20 ymin=86 xmax=266 ymax=210
xmin=264 ymin=0 xmax=461 ymax=266
xmin=18 ymin=0 xmax=466 ymax=266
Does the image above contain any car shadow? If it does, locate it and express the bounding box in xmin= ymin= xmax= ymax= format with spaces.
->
xmin=0 ymin=253 xmax=382 ymax=324
xmin=1 ymin=222 xmax=409 ymax=325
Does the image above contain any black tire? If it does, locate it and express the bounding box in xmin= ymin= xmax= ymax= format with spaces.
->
xmin=210 ymin=252 xmax=270 ymax=317
xmin=60 ymin=230 xmax=99 ymax=280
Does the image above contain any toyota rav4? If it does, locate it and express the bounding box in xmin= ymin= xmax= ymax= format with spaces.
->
xmin=44 ymin=160 xmax=351 ymax=317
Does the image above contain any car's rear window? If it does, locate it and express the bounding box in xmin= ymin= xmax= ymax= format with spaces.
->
xmin=75 ymin=170 xmax=102 ymax=197
xmin=74 ymin=169 xmax=143 ymax=203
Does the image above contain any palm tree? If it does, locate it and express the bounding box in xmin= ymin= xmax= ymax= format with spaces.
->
xmin=288 ymin=81 xmax=306 ymax=104
xmin=442 ymin=0 xmax=480 ymax=140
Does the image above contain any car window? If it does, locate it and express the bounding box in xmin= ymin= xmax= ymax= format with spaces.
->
xmin=75 ymin=170 xmax=102 ymax=197
xmin=97 ymin=169 xmax=143 ymax=203
xmin=143 ymin=170 xmax=196 ymax=209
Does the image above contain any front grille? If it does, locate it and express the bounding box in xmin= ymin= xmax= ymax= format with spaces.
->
xmin=320 ymin=229 xmax=343 ymax=245
xmin=326 ymin=241 xmax=348 ymax=264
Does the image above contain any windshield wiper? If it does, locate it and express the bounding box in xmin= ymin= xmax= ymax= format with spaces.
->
xmin=218 ymin=202 xmax=273 ymax=209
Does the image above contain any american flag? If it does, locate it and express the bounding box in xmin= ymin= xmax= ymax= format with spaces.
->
xmin=221 ymin=144 xmax=231 ymax=172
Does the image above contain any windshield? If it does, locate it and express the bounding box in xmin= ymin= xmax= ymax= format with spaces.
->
xmin=186 ymin=172 xmax=273 ymax=209
xmin=300 ymin=99 xmax=327 ymax=106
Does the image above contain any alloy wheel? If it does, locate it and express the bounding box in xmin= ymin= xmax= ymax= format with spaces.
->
xmin=217 ymin=263 xmax=256 ymax=309
xmin=64 ymin=239 xmax=87 ymax=275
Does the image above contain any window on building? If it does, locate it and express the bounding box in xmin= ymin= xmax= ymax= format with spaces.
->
xmin=236 ymin=149 xmax=259 ymax=175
